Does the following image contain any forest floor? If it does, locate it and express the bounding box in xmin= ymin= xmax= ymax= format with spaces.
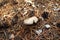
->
xmin=0 ymin=0 xmax=60 ymax=40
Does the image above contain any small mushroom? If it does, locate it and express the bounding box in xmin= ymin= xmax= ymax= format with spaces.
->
xmin=9 ymin=34 xmax=15 ymax=39
xmin=35 ymin=29 xmax=42 ymax=35
xmin=24 ymin=16 xmax=38 ymax=25
xmin=25 ymin=0 xmax=33 ymax=4
xmin=44 ymin=24 xmax=51 ymax=28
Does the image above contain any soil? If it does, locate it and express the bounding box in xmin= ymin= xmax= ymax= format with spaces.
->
xmin=0 ymin=0 xmax=60 ymax=40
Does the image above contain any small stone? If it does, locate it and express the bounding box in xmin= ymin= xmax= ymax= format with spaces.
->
xmin=45 ymin=24 xmax=51 ymax=28
xmin=24 ymin=16 xmax=38 ymax=25
xmin=9 ymin=34 xmax=15 ymax=39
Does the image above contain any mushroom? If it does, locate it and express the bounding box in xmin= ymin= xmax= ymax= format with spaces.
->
xmin=24 ymin=16 xmax=38 ymax=25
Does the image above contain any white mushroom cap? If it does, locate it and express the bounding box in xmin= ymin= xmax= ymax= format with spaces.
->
xmin=9 ymin=34 xmax=15 ymax=39
xmin=24 ymin=16 xmax=38 ymax=25
xmin=25 ymin=0 xmax=33 ymax=4
xmin=35 ymin=29 xmax=42 ymax=35
xmin=45 ymin=24 xmax=51 ymax=28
